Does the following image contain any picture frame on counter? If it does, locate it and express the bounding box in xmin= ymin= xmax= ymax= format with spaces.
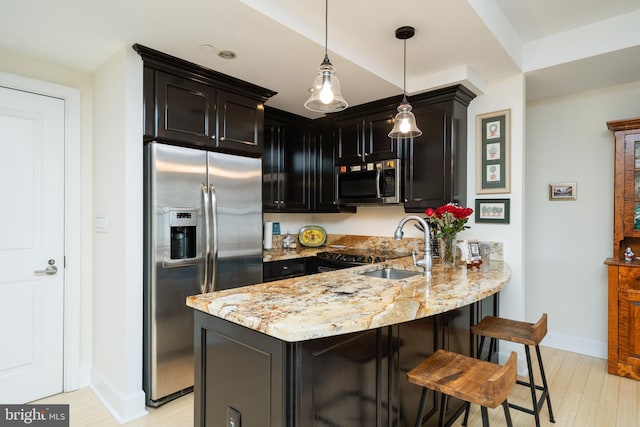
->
xmin=549 ymin=182 xmax=577 ymax=200
xmin=476 ymin=109 xmax=511 ymax=194
xmin=475 ymin=198 xmax=510 ymax=224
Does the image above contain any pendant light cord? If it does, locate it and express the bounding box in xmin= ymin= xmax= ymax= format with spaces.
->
xmin=402 ymin=39 xmax=408 ymax=102
xmin=324 ymin=0 xmax=329 ymax=58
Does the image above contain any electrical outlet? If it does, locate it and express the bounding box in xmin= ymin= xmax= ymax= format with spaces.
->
xmin=227 ymin=406 xmax=241 ymax=427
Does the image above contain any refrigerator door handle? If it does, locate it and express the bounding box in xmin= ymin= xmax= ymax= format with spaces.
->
xmin=209 ymin=184 xmax=218 ymax=293
xmin=201 ymin=183 xmax=211 ymax=293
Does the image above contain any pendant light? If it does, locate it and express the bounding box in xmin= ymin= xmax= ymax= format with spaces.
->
xmin=304 ymin=0 xmax=348 ymax=112
xmin=388 ymin=26 xmax=422 ymax=138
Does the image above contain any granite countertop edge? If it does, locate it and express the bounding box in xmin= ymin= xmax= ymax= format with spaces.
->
xmin=187 ymin=257 xmax=512 ymax=343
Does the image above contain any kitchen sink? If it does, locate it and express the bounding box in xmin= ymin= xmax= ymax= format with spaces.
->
xmin=357 ymin=267 xmax=421 ymax=280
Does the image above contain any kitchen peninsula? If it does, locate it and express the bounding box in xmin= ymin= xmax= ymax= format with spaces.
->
xmin=187 ymin=257 xmax=511 ymax=427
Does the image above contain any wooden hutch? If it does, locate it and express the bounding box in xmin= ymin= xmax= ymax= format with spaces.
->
xmin=605 ymin=117 xmax=640 ymax=380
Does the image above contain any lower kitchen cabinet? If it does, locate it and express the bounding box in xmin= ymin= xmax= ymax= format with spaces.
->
xmin=193 ymin=294 xmax=496 ymax=427
xmin=263 ymin=258 xmax=317 ymax=282
xmin=606 ymin=261 xmax=640 ymax=380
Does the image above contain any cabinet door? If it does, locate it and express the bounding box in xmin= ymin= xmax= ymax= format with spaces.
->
xmin=281 ymin=126 xmax=311 ymax=211
xmin=623 ymin=133 xmax=640 ymax=237
xmin=263 ymin=120 xmax=280 ymax=210
xmin=618 ymin=289 xmax=640 ymax=371
xmin=216 ymin=90 xmax=263 ymax=156
xmin=366 ymin=111 xmax=399 ymax=160
xmin=404 ymin=106 xmax=448 ymax=210
xmin=155 ymin=71 xmax=216 ymax=145
xmin=336 ymin=118 xmax=363 ymax=163
xmin=314 ymin=129 xmax=340 ymax=212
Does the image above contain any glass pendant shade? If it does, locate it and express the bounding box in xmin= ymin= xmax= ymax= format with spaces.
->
xmin=388 ymin=98 xmax=422 ymax=138
xmin=305 ymin=56 xmax=348 ymax=112
xmin=389 ymin=25 xmax=422 ymax=139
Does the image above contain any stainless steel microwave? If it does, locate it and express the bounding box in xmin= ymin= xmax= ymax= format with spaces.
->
xmin=335 ymin=159 xmax=402 ymax=205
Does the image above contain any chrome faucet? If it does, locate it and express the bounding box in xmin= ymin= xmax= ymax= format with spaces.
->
xmin=394 ymin=215 xmax=432 ymax=277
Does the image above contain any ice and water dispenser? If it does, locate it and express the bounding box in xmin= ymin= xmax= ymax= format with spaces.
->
xmin=166 ymin=208 xmax=197 ymax=265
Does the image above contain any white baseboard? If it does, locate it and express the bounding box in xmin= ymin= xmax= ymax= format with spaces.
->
xmin=90 ymin=368 xmax=148 ymax=424
xmin=542 ymin=332 xmax=607 ymax=360
xmin=492 ymin=333 xmax=607 ymax=376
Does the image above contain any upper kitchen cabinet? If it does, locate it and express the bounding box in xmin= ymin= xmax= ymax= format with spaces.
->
xmin=134 ymin=44 xmax=276 ymax=157
xmin=216 ymin=90 xmax=265 ymax=156
xmin=335 ymin=110 xmax=400 ymax=164
xmin=402 ymin=85 xmax=476 ymax=212
xmin=263 ymin=108 xmax=346 ymax=213
xmin=263 ymin=108 xmax=313 ymax=212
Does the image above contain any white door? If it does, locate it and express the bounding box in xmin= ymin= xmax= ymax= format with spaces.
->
xmin=0 ymin=86 xmax=65 ymax=403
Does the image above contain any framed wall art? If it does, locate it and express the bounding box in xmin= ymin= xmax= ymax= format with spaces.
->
xmin=475 ymin=198 xmax=510 ymax=224
xmin=476 ymin=109 xmax=511 ymax=194
xmin=549 ymin=182 xmax=577 ymax=200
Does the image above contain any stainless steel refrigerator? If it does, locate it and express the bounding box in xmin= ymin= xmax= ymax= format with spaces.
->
xmin=143 ymin=142 xmax=263 ymax=407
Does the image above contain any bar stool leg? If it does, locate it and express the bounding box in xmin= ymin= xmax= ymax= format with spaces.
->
xmin=535 ymin=345 xmax=555 ymax=423
xmin=502 ymin=400 xmax=514 ymax=427
xmin=461 ymin=402 xmax=471 ymax=426
xmin=524 ymin=345 xmax=541 ymax=427
xmin=438 ymin=394 xmax=447 ymax=427
xmin=480 ymin=406 xmax=490 ymax=427
xmin=414 ymin=387 xmax=427 ymax=427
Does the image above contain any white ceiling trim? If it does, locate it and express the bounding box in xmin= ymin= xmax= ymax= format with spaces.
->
xmin=466 ymin=0 xmax=524 ymax=70
xmin=523 ymin=10 xmax=640 ymax=72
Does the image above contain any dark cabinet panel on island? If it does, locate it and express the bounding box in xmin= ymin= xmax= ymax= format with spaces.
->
xmin=135 ymin=44 xmax=276 ymax=157
xmin=193 ymin=293 xmax=497 ymax=427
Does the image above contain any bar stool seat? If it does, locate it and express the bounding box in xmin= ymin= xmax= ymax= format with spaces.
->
xmin=407 ymin=349 xmax=517 ymax=427
xmin=471 ymin=313 xmax=555 ymax=427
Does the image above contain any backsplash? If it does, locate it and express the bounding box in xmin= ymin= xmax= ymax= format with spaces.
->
xmin=270 ymin=233 xmax=504 ymax=261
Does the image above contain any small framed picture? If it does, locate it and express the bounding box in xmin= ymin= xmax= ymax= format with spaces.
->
xmin=475 ymin=198 xmax=510 ymax=224
xmin=549 ymin=183 xmax=577 ymax=200
xmin=476 ymin=109 xmax=511 ymax=194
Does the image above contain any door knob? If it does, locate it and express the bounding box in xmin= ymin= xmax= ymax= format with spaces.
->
xmin=34 ymin=259 xmax=58 ymax=275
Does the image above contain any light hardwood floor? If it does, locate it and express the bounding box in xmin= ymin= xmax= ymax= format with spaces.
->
xmin=34 ymin=346 xmax=640 ymax=426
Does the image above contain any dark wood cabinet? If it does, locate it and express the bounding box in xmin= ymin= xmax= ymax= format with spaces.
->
xmin=153 ymin=70 xmax=217 ymax=145
xmin=263 ymin=257 xmax=317 ymax=282
xmin=336 ymin=110 xmax=400 ymax=164
xmin=216 ymin=90 xmax=264 ymax=156
xmin=264 ymin=108 xmax=345 ymax=213
xmin=135 ymin=44 xmax=275 ymax=156
xmin=313 ymin=124 xmax=341 ymax=212
xmin=403 ymin=85 xmax=475 ymax=212
xmin=263 ymin=109 xmax=312 ymax=211
xmin=329 ymin=85 xmax=474 ymax=212
xmin=194 ymin=294 xmax=497 ymax=427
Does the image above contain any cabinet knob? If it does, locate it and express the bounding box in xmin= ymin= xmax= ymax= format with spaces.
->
xmin=210 ymin=135 xmax=216 ymax=140
xmin=635 ymin=276 xmax=640 ymax=281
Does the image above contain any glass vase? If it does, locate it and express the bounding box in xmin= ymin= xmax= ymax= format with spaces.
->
xmin=438 ymin=235 xmax=457 ymax=266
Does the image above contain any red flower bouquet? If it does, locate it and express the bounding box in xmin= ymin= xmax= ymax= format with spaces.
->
xmin=424 ymin=203 xmax=473 ymax=238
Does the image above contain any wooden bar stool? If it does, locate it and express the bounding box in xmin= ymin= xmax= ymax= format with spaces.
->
xmin=471 ymin=313 xmax=555 ymax=427
xmin=407 ymin=349 xmax=517 ymax=427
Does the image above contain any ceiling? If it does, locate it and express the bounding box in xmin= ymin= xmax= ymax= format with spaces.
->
xmin=1 ymin=0 xmax=639 ymax=118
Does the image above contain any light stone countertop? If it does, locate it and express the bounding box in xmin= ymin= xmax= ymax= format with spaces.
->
xmin=187 ymin=256 xmax=511 ymax=342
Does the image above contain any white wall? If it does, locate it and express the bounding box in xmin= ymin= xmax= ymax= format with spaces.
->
xmin=0 ymin=49 xmax=94 ymax=386
xmin=526 ymin=80 xmax=640 ymax=358
xmin=91 ymin=46 xmax=145 ymax=422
